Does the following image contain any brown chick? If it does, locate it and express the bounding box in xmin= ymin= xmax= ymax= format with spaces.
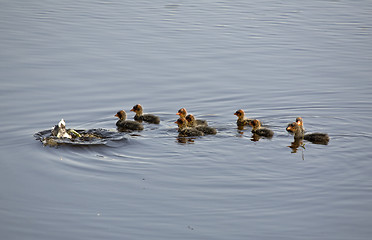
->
xmin=176 ymin=108 xmax=208 ymax=126
xmin=175 ymin=118 xmax=204 ymax=137
xmin=186 ymin=114 xmax=217 ymax=135
xmin=130 ymin=104 xmax=160 ymax=124
xmin=286 ymin=121 xmax=329 ymax=145
xmin=234 ymin=109 xmax=253 ymax=127
xmin=115 ymin=110 xmax=144 ymax=131
xmin=249 ymin=119 xmax=274 ymax=138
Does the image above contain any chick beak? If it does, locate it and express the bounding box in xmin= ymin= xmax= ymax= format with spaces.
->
xmin=176 ymin=112 xmax=180 ymax=115
xmin=130 ymin=108 xmax=135 ymax=112
xmin=114 ymin=113 xmax=119 ymax=117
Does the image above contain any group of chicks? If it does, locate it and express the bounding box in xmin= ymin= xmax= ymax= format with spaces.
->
xmin=235 ymin=109 xmax=329 ymax=144
xmin=114 ymin=104 xmax=160 ymax=131
xmin=115 ymin=105 xmax=329 ymax=144
xmin=115 ymin=105 xmax=217 ymax=137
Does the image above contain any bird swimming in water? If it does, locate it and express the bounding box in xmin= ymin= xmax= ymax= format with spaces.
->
xmin=286 ymin=121 xmax=329 ymax=145
xmin=115 ymin=110 xmax=144 ymax=131
xmin=176 ymin=108 xmax=208 ymax=126
xmin=186 ymin=114 xmax=217 ymax=135
xmin=175 ymin=117 xmax=204 ymax=137
xmin=130 ymin=104 xmax=160 ymax=124
xmin=234 ymin=109 xmax=253 ymax=127
xmin=248 ymin=119 xmax=274 ymax=138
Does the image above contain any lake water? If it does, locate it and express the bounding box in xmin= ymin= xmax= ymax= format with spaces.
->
xmin=1 ymin=0 xmax=372 ymax=239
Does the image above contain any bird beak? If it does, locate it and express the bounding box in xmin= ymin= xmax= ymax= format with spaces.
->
xmin=114 ymin=113 xmax=118 ymax=117
xmin=234 ymin=113 xmax=237 ymax=115
xmin=176 ymin=112 xmax=180 ymax=115
xmin=130 ymin=108 xmax=134 ymax=112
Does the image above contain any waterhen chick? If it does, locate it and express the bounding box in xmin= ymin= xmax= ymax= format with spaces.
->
xmin=186 ymin=114 xmax=217 ymax=135
xmin=234 ymin=109 xmax=253 ymax=127
xmin=176 ymin=108 xmax=208 ymax=126
xmin=130 ymin=104 xmax=160 ymax=124
xmin=296 ymin=117 xmax=305 ymax=132
xmin=248 ymin=119 xmax=274 ymax=138
xmin=175 ymin=118 xmax=204 ymax=137
xmin=286 ymin=121 xmax=329 ymax=145
xmin=287 ymin=117 xmax=306 ymax=134
xmin=115 ymin=110 xmax=144 ymax=131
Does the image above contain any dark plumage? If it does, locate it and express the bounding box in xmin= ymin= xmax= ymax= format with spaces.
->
xmin=176 ymin=108 xmax=208 ymax=126
xmin=175 ymin=118 xmax=204 ymax=137
xmin=179 ymin=128 xmax=204 ymax=137
xmin=196 ymin=126 xmax=217 ymax=135
xmin=304 ymin=133 xmax=330 ymax=144
xmin=186 ymin=114 xmax=217 ymax=135
xmin=234 ymin=109 xmax=253 ymax=127
xmin=130 ymin=104 xmax=160 ymax=124
xmin=115 ymin=110 xmax=144 ymax=131
xmin=286 ymin=121 xmax=329 ymax=145
xmin=249 ymin=119 xmax=274 ymax=138
xmin=195 ymin=119 xmax=208 ymax=126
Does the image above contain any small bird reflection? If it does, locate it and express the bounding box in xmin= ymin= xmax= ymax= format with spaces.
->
xmin=236 ymin=129 xmax=270 ymax=142
xmin=288 ymin=137 xmax=305 ymax=153
xmin=176 ymin=137 xmax=196 ymax=144
xmin=288 ymin=137 xmax=306 ymax=160
xmin=236 ymin=129 xmax=262 ymax=141
xmin=236 ymin=126 xmax=245 ymax=137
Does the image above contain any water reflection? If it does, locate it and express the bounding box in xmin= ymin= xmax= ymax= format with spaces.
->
xmin=236 ymin=127 xmax=273 ymax=142
xmin=251 ymin=133 xmax=262 ymax=142
xmin=288 ymin=133 xmax=329 ymax=160
xmin=287 ymin=132 xmax=329 ymax=154
xmin=288 ymin=137 xmax=305 ymax=153
xmin=237 ymin=126 xmax=245 ymax=131
xmin=176 ymin=137 xmax=196 ymax=144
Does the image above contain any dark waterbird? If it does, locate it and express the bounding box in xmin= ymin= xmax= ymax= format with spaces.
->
xmin=115 ymin=110 xmax=144 ymax=131
xmin=130 ymin=104 xmax=160 ymax=124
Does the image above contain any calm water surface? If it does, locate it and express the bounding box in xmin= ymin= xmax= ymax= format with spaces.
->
xmin=1 ymin=0 xmax=372 ymax=239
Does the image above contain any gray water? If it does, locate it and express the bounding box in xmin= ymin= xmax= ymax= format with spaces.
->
xmin=1 ymin=0 xmax=372 ymax=239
